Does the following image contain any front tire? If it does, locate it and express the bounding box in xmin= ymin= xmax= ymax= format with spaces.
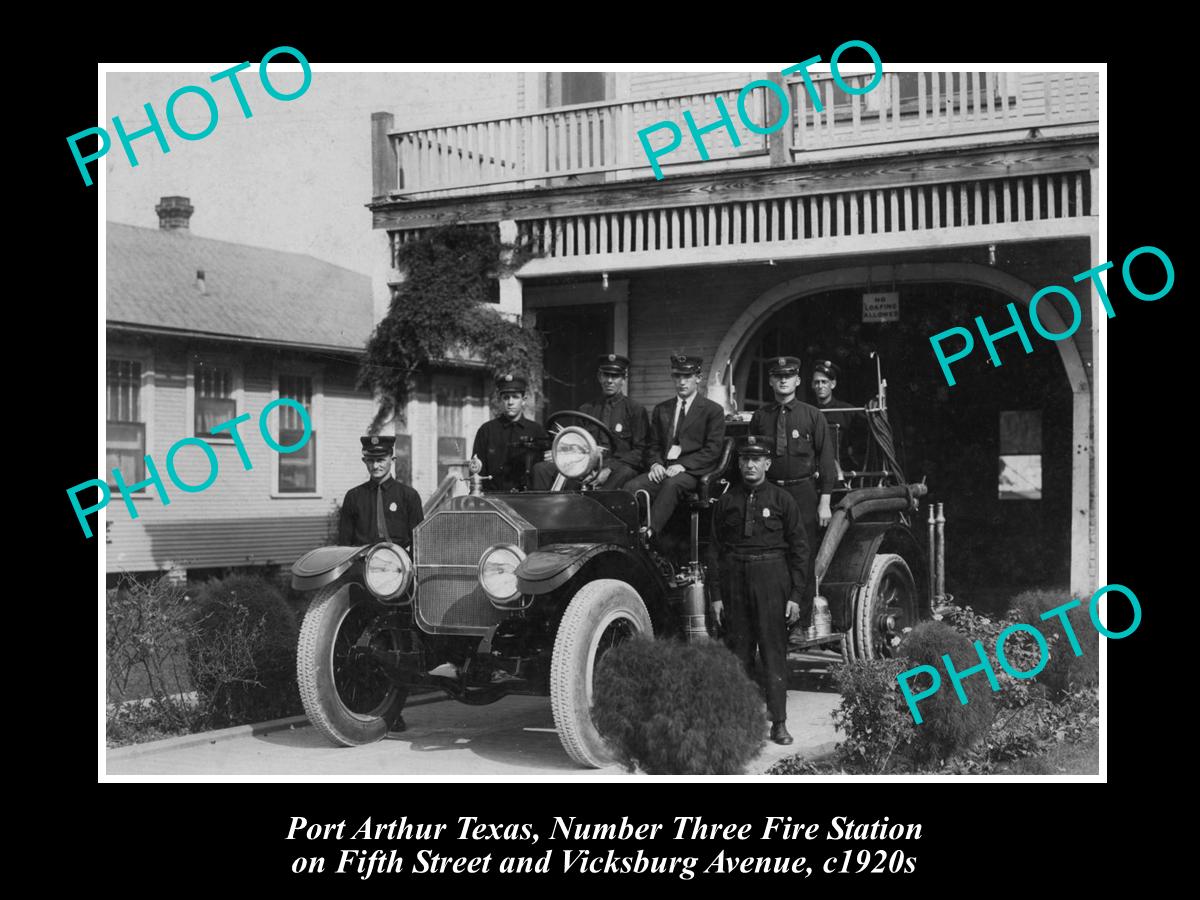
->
xmin=550 ymin=579 xmax=653 ymax=768
xmin=851 ymin=553 xmax=918 ymax=661
xmin=297 ymin=581 xmax=405 ymax=746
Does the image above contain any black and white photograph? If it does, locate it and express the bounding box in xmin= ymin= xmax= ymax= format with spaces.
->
xmin=93 ymin=60 xmax=1116 ymax=783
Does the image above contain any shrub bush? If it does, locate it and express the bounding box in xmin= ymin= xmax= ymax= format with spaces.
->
xmin=106 ymin=577 xmax=195 ymax=705
xmin=1008 ymin=589 xmax=1099 ymax=699
xmin=831 ymin=658 xmax=913 ymax=773
xmin=592 ymin=636 xmax=767 ymax=774
xmin=898 ymin=621 xmax=995 ymax=765
xmin=188 ymin=574 xmax=302 ymax=728
xmin=106 ymin=576 xmax=204 ymax=743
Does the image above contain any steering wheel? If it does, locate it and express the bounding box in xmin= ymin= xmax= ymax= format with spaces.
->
xmin=546 ymin=410 xmax=617 ymax=449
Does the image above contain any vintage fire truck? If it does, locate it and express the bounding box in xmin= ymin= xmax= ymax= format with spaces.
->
xmin=291 ymin=368 xmax=938 ymax=768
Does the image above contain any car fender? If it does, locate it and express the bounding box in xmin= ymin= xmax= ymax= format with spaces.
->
xmin=516 ymin=543 xmax=644 ymax=595
xmin=291 ymin=545 xmax=368 ymax=591
xmin=820 ymin=521 xmax=928 ymax=629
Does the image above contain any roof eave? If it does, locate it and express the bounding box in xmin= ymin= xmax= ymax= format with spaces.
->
xmin=105 ymin=321 xmax=366 ymax=356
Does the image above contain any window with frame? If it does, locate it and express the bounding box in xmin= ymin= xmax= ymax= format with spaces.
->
xmin=999 ymin=410 xmax=1042 ymax=501
xmin=107 ymin=359 xmax=145 ymax=488
xmin=437 ymin=384 xmax=467 ymax=485
xmin=194 ymin=362 xmax=236 ymax=436
xmin=546 ymin=73 xmax=608 ymax=107
xmin=278 ymin=374 xmax=317 ymax=493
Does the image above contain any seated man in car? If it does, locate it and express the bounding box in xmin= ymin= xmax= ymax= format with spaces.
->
xmin=531 ymin=353 xmax=649 ymax=491
xmin=624 ymin=354 xmax=726 ymax=536
xmin=468 ymin=373 xmax=549 ymax=492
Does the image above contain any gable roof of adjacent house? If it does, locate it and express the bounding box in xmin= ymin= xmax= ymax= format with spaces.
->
xmin=106 ymin=221 xmax=373 ymax=352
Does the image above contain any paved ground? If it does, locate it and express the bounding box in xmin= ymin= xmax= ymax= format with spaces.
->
xmin=105 ymin=651 xmax=842 ymax=778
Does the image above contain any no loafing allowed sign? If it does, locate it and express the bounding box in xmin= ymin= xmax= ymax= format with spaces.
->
xmin=863 ymin=291 xmax=899 ymax=323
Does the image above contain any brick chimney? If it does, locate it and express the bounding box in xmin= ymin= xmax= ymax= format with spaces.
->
xmin=155 ymin=196 xmax=194 ymax=231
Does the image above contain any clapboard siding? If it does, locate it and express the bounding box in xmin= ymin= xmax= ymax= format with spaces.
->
xmin=629 ymin=73 xmax=752 ymax=101
xmin=105 ymin=335 xmax=376 ymax=574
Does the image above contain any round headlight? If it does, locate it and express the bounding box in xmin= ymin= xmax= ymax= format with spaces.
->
xmin=364 ymin=543 xmax=412 ymax=600
xmin=552 ymin=426 xmax=599 ymax=479
xmin=478 ymin=543 xmax=526 ymax=603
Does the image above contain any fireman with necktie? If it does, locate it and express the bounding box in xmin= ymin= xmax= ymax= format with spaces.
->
xmin=748 ymin=356 xmax=835 ymax=635
xmin=707 ymin=435 xmax=808 ymax=745
xmin=337 ymin=435 xmax=424 ymax=553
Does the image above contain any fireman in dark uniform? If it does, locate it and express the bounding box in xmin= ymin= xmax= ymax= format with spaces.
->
xmin=337 ymin=434 xmax=423 ymax=734
xmin=811 ymin=359 xmax=868 ymax=473
xmin=530 ymin=353 xmax=649 ymax=491
xmin=469 ymin=374 xmax=550 ymax=492
xmin=338 ymin=434 xmax=424 ymax=552
xmin=749 ymin=356 xmax=836 ymax=633
xmin=708 ymin=435 xmax=808 ymax=745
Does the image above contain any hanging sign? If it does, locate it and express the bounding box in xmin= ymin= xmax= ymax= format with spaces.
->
xmin=863 ymin=291 xmax=899 ymax=322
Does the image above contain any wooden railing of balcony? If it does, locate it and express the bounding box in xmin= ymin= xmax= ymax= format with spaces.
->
xmin=389 ymin=86 xmax=765 ymax=197
xmin=384 ymin=73 xmax=1097 ymax=198
xmin=789 ymin=71 xmax=1097 ymax=153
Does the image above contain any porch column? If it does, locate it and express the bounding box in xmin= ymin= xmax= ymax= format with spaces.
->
xmin=498 ymin=218 xmax=524 ymax=320
xmin=1070 ymin=390 xmax=1094 ymax=597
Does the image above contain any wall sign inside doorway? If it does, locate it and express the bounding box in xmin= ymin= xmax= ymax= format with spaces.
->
xmin=863 ymin=291 xmax=900 ymax=322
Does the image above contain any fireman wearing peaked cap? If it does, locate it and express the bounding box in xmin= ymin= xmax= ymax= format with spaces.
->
xmin=748 ymin=356 xmax=835 ymax=633
xmin=623 ymin=354 xmax=726 ymax=535
xmin=338 ymin=435 xmax=424 ymax=551
xmin=811 ymin=358 xmax=868 ymax=473
xmin=531 ymin=353 xmax=650 ymax=491
xmin=337 ymin=434 xmax=424 ymax=734
xmin=707 ymin=435 xmax=808 ymax=745
xmin=469 ymin=374 xmax=550 ymax=492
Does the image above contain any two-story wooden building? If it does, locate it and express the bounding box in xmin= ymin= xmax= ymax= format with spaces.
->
xmin=105 ymin=196 xmax=379 ymax=581
xmin=367 ymin=70 xmax=1100 ymax=599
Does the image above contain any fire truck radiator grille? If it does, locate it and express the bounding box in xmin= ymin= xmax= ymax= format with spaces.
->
xmin=414 ymin=512 xmax=516 ymax=630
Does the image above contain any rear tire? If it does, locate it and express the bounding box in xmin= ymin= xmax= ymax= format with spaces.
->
xmin=851 ymin=553 xmax=917 ymax=661
xmin=550 ymin=579 xmax=652 ymax=768
xmin=297 ymin=581 xmax=405 ymax=746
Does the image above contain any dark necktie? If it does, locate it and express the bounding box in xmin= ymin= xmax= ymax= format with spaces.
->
xmin=376 ymin=483 xmax=390 ymax=543
xmin=744 ymin=490 xmax=756 ymax=537
xmin=776 ymin=404 xmax=789 ymax=456
xmin=671 ymin=398 xmax=687 ymax=444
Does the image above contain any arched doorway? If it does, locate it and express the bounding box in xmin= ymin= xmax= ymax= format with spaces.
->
xmin=709 ymin=264 xmax=1092 ymax=608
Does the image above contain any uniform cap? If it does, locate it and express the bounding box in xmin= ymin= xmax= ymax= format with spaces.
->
xmin=768 ymin=356 xmax=802 ymax=376
xmin=597 ymin=353 xmax=631 ymax=375
xmin=495 ymin=373 xmax=528 ymax=393
xmin=361 ymin=434 xmax=396 ymax=458
xmin=811 ymin=359 xmax=840 ymax=379
xmin=669 ymin=354 xmax=702 ymax=375
xmin=736 ymin=435 xmax=773 ymax=458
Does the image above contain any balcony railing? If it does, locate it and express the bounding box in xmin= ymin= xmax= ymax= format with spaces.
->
xmin=383 ymin=72 xmax=1097 ymax=198
xmin=788 ymin=71 xmax=1096 ymax=152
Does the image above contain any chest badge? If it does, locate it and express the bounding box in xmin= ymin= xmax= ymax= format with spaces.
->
xmin=792 ymin=428 xmax=800 ymax=439
xmin=388 ymin=502 xmax=398 ymax=512
xmin=762 ymin=507 xmax=771 ymax=518
xmin=615 ymin=423 xmax=623 ymax=433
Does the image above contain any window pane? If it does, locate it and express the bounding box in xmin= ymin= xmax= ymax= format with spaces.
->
xmin=196 ymin=365 xmax=232 ymax=397
xmin=277 ymin=374 xmax=317 ymax=492
xmin=561 ymin=73 xmax=606 ymax=105
xmin=107 ymin=359 xmax=141 ymax=422
xmin=438 ymin=437 xmax=466 ymax=485
xmin=107 ymin=422 xmax=146 ymax=489
xmin=278 ymin=430 xmax=317 ymax=492
xmin=393 ymin=434 xmax=412 ymax=485
xmin=999 ymin=454 xmax=1041 ymax=500
xmin=1000 ymin=410 xmax=1042 ymax=454
xmin=196 ymin=396 xmax=237 ymax=435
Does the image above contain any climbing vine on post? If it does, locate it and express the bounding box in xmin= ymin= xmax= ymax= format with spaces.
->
xmin=359 ymin=224 xmax=545 ymax=431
